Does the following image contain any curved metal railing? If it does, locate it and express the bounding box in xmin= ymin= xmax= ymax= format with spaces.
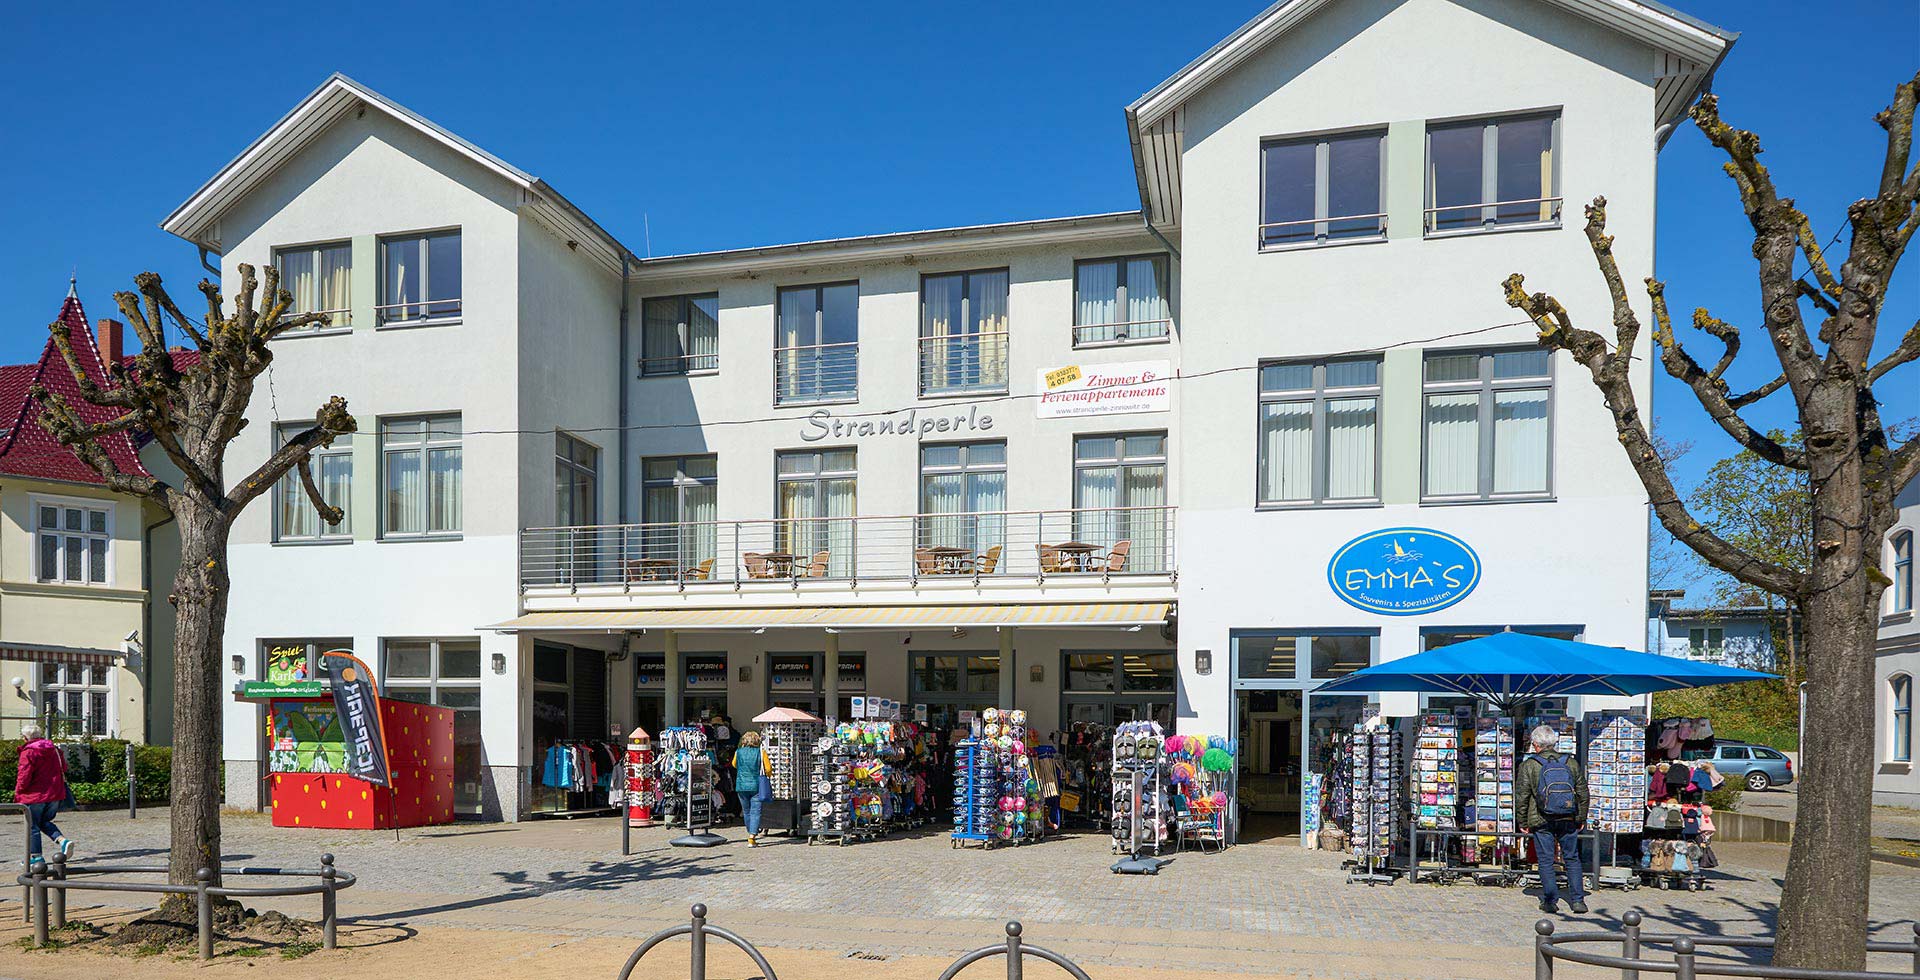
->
xmin=616 ymin=904 xmax=781 ymax=980
xmin=1534 ymin=911 xmax=1920 ymax=980
xmin=936 ymin=921 xmax=1093 ymax=980
xmin=16 ymin=852 xmax=355 ymax=961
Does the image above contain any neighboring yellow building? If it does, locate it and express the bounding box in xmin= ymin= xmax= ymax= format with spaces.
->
xmin=0 ymin=285 xmax=185 ymax=744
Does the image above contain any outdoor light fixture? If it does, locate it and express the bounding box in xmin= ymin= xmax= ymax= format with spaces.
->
xmin=1195 ymin=649 xmax=1213 ymax=676
xmin=738 ymin=665 xmax=751 ymax=682
xmin=491 ymin=652 xmax=507 ymax=675
xmin=231 ymin=654 xmax=245 ymax=675
xmin=1030 ymin=664 xmax=1044 ymax=683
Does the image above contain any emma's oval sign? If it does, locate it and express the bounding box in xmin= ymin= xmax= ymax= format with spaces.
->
xmin=1328 ymin=528 xmax=1481 ymax=616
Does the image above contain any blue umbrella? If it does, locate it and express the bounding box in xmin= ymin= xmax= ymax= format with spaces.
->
xmin=1312 ymin=631 xmax=1776 ymax=711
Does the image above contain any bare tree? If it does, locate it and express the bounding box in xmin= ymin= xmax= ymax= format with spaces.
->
xmin=33 ymin=264 xmax=353 ymax=918
xmin=1502 ymin=76 xmax=1919 ymax=968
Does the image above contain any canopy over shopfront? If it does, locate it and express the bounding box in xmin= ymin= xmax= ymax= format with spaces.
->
xmin=1313 ymin=631 xmax=1776 ymax=711
xmin=483 ymin=602 xmax=1172 ymax=632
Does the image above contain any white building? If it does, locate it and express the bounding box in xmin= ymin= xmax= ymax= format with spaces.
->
xmin=163 ymin=0 xmax=1733 ymax=822
xmin=1875 ymin=478 xmax=1917 ymax=807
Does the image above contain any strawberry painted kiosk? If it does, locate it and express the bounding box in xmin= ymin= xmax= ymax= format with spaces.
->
xmin=239 ymin=646 xmax=457 ymax=830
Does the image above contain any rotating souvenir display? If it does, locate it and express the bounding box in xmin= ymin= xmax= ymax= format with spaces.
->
xmin=757 ymin=711 xmax=824 ymax=836
xmin=1347 ymin=723 xmax=1401 ymax=885
xmin=951 ymin=708 xmax=1042 ymax=849
xmin=1413 ymin=713 xmax=1462 ymax=833
xmin=1109 ymin=720 xmax=1168 ymax=856
xmin=653 ymin=727 xmax=708 ymax=829
xmin=808 ymin=721 xmax=902 ymax=845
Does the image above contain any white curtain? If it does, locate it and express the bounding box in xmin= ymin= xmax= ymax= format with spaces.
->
xmin=642 ymin=298 xmax=683 ymax=372
xmin=317 ymin=450 xmax=352 ymax=535
xmin=1122 ymin=462 xmax=1166 ymax=567
xmin=777 ymin=289 xmax=814 ymax=399
xmin=688 ymin=296 xmax=719 ymax=371
xmin=1259 ymin=401 xmax=1312 ymax=502
xmin=972 ymin=271 xmax=1009 ymax=387
xmin=386 ymin=449 xmax=423 ymax=533
xmin=281 ymin=250 xmax=316 ymax=322
xmin=681 ymin=483 xmax=717 ymax=565
xmin=428 ymin=447 xmax=462 ymax=533
xmin=1077 ymin=261 xmax=1117 ymax=329
xmin=1425 ymin=393 xmax=1481 ymax=496
xmin=1125 ymin=257 xmax=1167 ymax=327
xmin=1325 ymin=397 xmax=1377 ymax=499
xmin=922 ymin=275 xmax=962 ymax=390
xmin=1492 ymin=389 xmax=1549 ymax=493
xmin=317 ymin=244 xmax=350 ymax=325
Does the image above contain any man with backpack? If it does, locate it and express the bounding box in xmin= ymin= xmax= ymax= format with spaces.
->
xmin=1515 ymin=724 xmax=1589 ymax=914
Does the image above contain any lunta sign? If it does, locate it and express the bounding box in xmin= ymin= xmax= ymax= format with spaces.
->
xmin=1327 ymin=528 xmax=1481 ymax=616
xmin=325 ymin=651 xmax=392 ymax=786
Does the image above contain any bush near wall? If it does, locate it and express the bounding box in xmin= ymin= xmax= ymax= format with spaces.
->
xmin=0 ymin=739 xmax=171 ymax=806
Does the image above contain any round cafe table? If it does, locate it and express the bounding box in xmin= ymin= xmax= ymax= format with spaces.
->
xmin=1054 ymin=542 xmax=1101 ymax=571
xmin=631 ymin=557 xmax=678 ymax=581
xmin=760 ymin=552 xmax=799 ymax=577
xmin=926 ymin=546 xmax=974 ymax=575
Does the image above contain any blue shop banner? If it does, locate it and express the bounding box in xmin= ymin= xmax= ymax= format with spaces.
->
xmin=1328 ymin=528 xmax=1481 ymax=615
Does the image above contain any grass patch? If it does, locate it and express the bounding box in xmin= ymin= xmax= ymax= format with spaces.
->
xmin=229 ymin=946 xmax=271 ymax=958
xmin=128 ymin=943 xmax=165 ymax=958
xmin=281 ymin=941 xmax=321 ymax=960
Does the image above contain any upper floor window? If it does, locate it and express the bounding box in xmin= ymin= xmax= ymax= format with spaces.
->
xmin=1072 ymin=432 xmax=1167 ymax=572
xmin=1893 ymin=530 xmax=1914 ymax=614
xmin=1687 ymin=627 xmax=1725 ymax=660
xmin=641 ymin=294 xmax=719 ymax=376
xmin=642 ymin=455 xmax=717 ymax=570
xmin=1422 ymin=348 xmax=1552 ymax=501
xmin=919 ymin=441 xmax=1007 ymax=562
xmin=776 ymin=283 xmax=858 ymax=404
xmin=274 ymin=425 xmax=353 ymax=542
xmin=1260 ymin=129 xmax=1386 ymax=248
xmin=378 ymin=230 xmax=462 ymax=326
xmin=1075 ymin=255 xmax=1171 ymax=346
xmin=381 ymin=414 xmax=461 ymax=537
xmin=1258 ymin=357 xmax=1380 ymax=506
xmin=1426 ymin=112 xmax=1560 ymax=234
xmin=1893 ymin=674 xmax=1912 ymax=763
xmin=35 ymin=500 xmax=109 ymax=585
xmin=776 ymin=449 xmax=856 ymax=577
xmin=555 ymin=432 xmax=598 ymax=527
xmin=273 ymin=241 xmax=352 ymax=331
xmin=921 ymin=270 xmax=1010 ymax=395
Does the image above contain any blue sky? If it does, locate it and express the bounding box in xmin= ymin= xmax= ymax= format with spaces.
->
xmin=2 ymin=0 xmax=1914 ymax=584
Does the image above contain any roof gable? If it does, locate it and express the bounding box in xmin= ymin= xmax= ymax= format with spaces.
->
xmin=0 ymin=294 xmax=151 ymax=487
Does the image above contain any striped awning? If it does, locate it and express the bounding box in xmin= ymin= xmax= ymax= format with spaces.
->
xmin=0 ymin=641 xmax=121 ymax=668
xmin=484 ymin=602 xmax=1172 ymax=633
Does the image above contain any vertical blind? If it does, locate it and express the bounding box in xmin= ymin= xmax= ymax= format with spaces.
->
xmin=1258 ymin=359 xmax=1379 ymax=503
xmin=277 ymin=242 xmax=352 ymax=329
xmin=1423 ymin=349 xmax=1551 ymax=498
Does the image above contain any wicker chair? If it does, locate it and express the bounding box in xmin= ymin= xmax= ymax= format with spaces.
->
xmin=683 ymin=558 xmax=715 ymax=581
xmin=743 ymin=552 xmax=773 ymax=579
xmin=1036 ymin=543 xmax=1064 ymax=573
xmin=914 ymin=547 xmax=941 ymax=576
xmin=974 ymin=545 xmax=1002 ymax=575
xmin=805 ymin=550 xmax=831 ymax=577
xmin=1104 ymin=539 xmax=1132 ymax=573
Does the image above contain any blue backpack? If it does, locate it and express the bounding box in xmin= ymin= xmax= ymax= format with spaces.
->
xmin=1531 ymin=753 xmax=1577 ymax=817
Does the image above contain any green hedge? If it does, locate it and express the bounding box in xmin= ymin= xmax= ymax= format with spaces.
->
xmin=0 ymin=739 xmax=171 ymax=806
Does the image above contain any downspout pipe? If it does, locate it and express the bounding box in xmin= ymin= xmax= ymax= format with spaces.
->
xmin=141 ymin=506 xmax=177 ymax=745
xmin=617 ymin=253 xmax=631 ymax=523
xmin=196 ymin=246 xmax=221 ymax=278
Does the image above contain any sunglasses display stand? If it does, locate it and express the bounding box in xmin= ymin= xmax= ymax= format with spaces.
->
xmin=762 ymin=719 xmax=825 ymax=838
xmin=1108 ymin=720 xmax=1168 ymax=858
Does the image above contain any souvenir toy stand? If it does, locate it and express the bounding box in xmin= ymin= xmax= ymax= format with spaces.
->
xmin=1162 ymin=733 xmax=1235 ymax=851
xmin=1109 ymin=720 xmax=1168 ymax=856
xmin=755 ymin=708 xmax=824 ymax=838
xmin=951 ymin=708 xmax=1042 ymax=850
xmin=951 ymin=737 xmax=995 ymax=848
xmin=1584 ymin=710 xmax=1648 ymax=891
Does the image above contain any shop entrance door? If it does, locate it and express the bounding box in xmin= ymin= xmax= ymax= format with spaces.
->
xmin=1236 ymin=689 xmax=1302 ymax=842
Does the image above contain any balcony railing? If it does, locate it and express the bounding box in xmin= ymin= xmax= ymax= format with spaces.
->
xmin=1424 ymin=196 xmax=1563 ymax=233
xmin=919 ymin=332 xmax=1009 ymax=395
xmin=521 ymin=506 xmax=1176 ymax=590
xmin=774 ymin=342 xmax=858 ymax=404
xmin=1072 ymin=318 xmax=1172 ymax=347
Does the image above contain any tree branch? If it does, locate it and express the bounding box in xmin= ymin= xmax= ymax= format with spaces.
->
xmin=225 ymin=396 xmax=356 ymax=511
xmin=1728 ymin=374 xmax=1790 ymax=409
xmin=31 ymin=385 xmax=168 ymax=503
xmin=294 ymin=456 xmax=344 ymax=526
xmin=1876 ymin=73 xmax=1918 ymax=205
xmin=1867 ymin=318 xmax=1920 ymax=384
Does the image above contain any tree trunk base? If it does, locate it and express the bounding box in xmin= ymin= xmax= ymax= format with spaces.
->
xmin=105 ymin=895 xmax=314 ymax=950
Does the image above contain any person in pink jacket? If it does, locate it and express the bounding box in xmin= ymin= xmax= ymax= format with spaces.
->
xmin=14 ymin=725 xmax=73 ymax=865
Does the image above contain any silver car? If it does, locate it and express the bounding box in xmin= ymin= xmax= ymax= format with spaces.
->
xmin=1705 ymin=742 xmax=1795 ymax=791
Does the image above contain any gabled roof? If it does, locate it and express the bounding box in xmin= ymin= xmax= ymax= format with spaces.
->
xmin=1124 ymin=0 xmax=1736 ymax=229
xmin=0 ymin=294 xmax=152 ymax=487
xmin=161 ymin=73 xmax=631 ymax=274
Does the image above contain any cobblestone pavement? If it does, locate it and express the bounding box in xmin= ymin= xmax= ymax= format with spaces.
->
xmin=5 ymin=808 xmax=1916 ymax=978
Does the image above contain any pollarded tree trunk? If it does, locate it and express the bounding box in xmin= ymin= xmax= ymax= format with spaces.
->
xmin=165 ymin=495 xmax=232 ymax=892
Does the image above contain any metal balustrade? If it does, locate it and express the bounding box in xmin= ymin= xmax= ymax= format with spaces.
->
xmin=919 ymin=332 xmax=1010 ymax=395
xmin=1533 ymin=913 xmax=1920 ymax=980
xmin=1426 ymin=195 xmax=1564 ymax=233
xmin=1072 ymin=318 xmax=1173 ymax=347
xmin=522 ymin=506 xmax=1176 ymax=590
xmin=774 ymin=342 xmax=859 ymax=404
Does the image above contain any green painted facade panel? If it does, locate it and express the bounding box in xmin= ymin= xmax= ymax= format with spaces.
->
xmin=350 ymin=414 xmax=377 ymax=541
xmin=350 ymin=235 xmax=377 ymax=331
xmin=1384 ymin=120 xmax=1425 ymax=241
xmin=1380 ymin=347 xmax=1422 ymax=503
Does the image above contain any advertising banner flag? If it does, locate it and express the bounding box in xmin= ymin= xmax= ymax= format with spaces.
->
xmin=324 ymin=651 xmax=392 ymax=786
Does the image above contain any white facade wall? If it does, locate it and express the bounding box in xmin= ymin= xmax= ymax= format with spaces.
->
xmin=1876 ymin=479 xmax=1919 ymax=806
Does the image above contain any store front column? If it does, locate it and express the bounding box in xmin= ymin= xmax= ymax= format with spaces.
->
xmin=998 ymin=628 xmax=1016 ymax=708
xmin=663 ymin=630 xmax=683 ymax=728
xmin=824 ymin=632 xmax=840 ymax=722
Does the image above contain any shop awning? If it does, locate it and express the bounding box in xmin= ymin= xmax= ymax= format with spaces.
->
xmin=0 ymin=641 xmax=121 ymax=668
xmin=483 ymin=601 xmax=1172 ymax=633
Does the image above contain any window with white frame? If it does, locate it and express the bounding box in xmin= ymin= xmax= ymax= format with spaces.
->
xmin=918 ymin=441 xmax=1007 ymax=560
xmin=40 ymin=662 xmax=110 ymax=737
xmin=1072 ymin=433 xmax=1167 ymax=571
xmin=381 ymin=414 xmax=462 ymax=537
xmin=382 ymin=639 xmax=484 ymax=816
xmin=1892 ymin=530 xmax=1914 ymax=614
xmin=378 ymin=230 xmax=462 ymax=325
xmin=274 ymin=425 xmax=352 ymax=542
xmin=35 ymin=500 xmax=109 ymax=585
xmin=640 ymin=294 xmax=719 ymax=376
xmin=920 ymin=270 xmax=1010 ymax=395
xmin=1687 ymin=627 xmax=1725 ymax=660
xmin=1260 ymin=129 xmax=1386 ymax=247
xmin=273 ymin=241 xmax=352 ymax=331
xmin=1893 ymin=674 xmax=1912 ymax=763
xmin=776 ymin=449 xmax=856 ymax=577
xmin=1422 ymin=348 xmax=1552 ymax=501
xmin=1074 ymin=254 xmax=1171 ymax=346
xmin=1426 ymin=112 xmax=1560 ymax=233
xmin=1258 ymin=357 xmax=1380 ymax=505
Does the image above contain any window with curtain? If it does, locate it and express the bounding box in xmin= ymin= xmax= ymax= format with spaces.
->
xmin=776 ymin=282 xmax=859 ymax=403
xmin=641 ymin=455 xmax=717 ymax=566
xmin=1257 ymin=357 xmax=1380 ymax=505
xmin=555 ymin=433 xmax=598 ymax=527
xmin=1892 ymin=674 xmax=1913 ymax=763
xmin=34 ymin=500 xmax=110 ymax=585
xmin=38 ymin=663 xmax=111 ymax=737
xmin=1074 ymin=255 xmax=1171 ymax=345
xmin=640 ymin=293 xmax=719 ymax=376
xmin=382 ymin=414 xmax=461 ymax=537
xmin=776 ymin=449 xmax=856 ymax=576
xmin=918 ymin=441 xmax=1007 ymax=562
xmin=1426 ymin=113 xmax=1560 ymax=232
xmin=378 ymin=230 xmax=462 ymax=324
xmin=1893 ymin=531 xmax=1914 ymax=613
xmin=1072 ymin=433 xmax=1167 ymax=571
xmin=273 ymin=241 xmax=352 ymax=331
xmin=1260 ymin=129 xmax=1386 ymax=247
xmin=920 ymin=269 xmax=1009 ymax=394
xmin=1422 ymin=348 xmax=1552 ymax=500
xmin=273 ymin=425 xmax=353 ymax=542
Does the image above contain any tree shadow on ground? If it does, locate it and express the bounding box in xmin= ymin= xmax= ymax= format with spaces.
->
xmin=346 ymin=852 xmax=731 ymax=925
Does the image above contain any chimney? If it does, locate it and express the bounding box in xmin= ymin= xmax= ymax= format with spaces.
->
xmin=95 ymin=318 xmax=124 ymax=369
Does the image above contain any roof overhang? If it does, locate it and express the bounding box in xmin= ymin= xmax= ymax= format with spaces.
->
xmin=483 ymin=601 xmax=1173 ymax=633
xmin=1124 ymin=0 xmax=1736 ymax=228
xmin=161 ymin=73 xmax=630 ymax=275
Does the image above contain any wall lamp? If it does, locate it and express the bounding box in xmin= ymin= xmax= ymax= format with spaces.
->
xmin=1195 ymin=649 xmax=1213 ymax=676
xmin=231 ymin=655 xmax=246 ymax=675
xmin=491 ymin=652 xmax=508 ymax=675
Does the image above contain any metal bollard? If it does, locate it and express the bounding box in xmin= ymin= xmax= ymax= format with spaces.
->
xmin=126 ymin=744 xmax=136 ymax=820
xmin=1911 ymin=921 xmax=1918 ymax=975
xmin=689 ymin=904 xmax=708 ymax=980
xmin=1533 ymin=919 xmax=1554 ymax=980
xmin=195 ymin=867 xmax=214 ymax=961
xmin=30 ymin=860 xmax=47 ymax=948
xmin=1672 ymin=936 xmax=1696 ymax=980
xmin=320 ymin=854 xmax=338 ymax=950
xmin=48 ymin=852 xmax=65 ymax=930
xmin=1620 ymin=910 xmax=1641 ymax=980
xmin=1005 ymin=922 xmax=1025 ymax=980
xmin=19 ymin=816 xmax=31 ymax=923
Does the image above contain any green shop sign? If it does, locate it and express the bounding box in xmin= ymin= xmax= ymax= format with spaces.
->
xmin=237 ymin=644 xmax=341 ymax=698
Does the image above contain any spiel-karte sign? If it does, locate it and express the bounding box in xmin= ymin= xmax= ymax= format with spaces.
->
xmin=1035 ymin=360 xmax=1170 ymax=419
xmin=1328 ymin=528 xmax=1481 ymax=616
xmin=239 ymin=643 xmax=327 ymax=698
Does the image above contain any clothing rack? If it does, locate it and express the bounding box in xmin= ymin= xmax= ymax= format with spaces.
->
xmin=535 ymin=738 xmax=620 ymax=819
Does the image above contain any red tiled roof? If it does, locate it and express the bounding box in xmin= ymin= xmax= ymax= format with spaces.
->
xmin=0 ymin=294 xmax=154 ymax=486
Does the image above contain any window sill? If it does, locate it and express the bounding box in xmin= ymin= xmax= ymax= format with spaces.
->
xmin=776 ymin=396 xmax=859 ymax=409
xmin=378 ymin=533 xmax=465 ymax=543
xmin=1256 ymin=499 xmax=1384 ymax=512
xmin=1258 ymin=233 xmax=1388 ymax=254
xmin=1074 ymin=335 xmax=1171 ymax=351
xmin=273 ymin=327 xmax=353 ymax=341
xmin=1881 ymin=761 xmax=1913 ymax=775
xmin=1883 ymin=611 xmax=1914 ymax=626
xmin=1423 ymin=220 xmax=1562 ymax=241
xmin=639 ymin=369 xmax=721 ymax=381
xmin=920 ymin=386 xmax=1009 ymax=400
xmin=376 ymin=316 xmax=463 ymax=331
xmin=1419 ymin=494 xmax=1557 ymax=507
xmin=272 ymin=537 xmax=355 ymax=547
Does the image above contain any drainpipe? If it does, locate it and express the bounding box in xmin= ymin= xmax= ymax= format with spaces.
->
xmin=196 ymin=246 xmax=221 ymax=278
xmin=141 ymin=506 xmax=177 ymax=745
xmin=1141 ymin=218 xmax=1181 ymax=262
xmin=616 ymin=253 xmax=631 ymax=523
